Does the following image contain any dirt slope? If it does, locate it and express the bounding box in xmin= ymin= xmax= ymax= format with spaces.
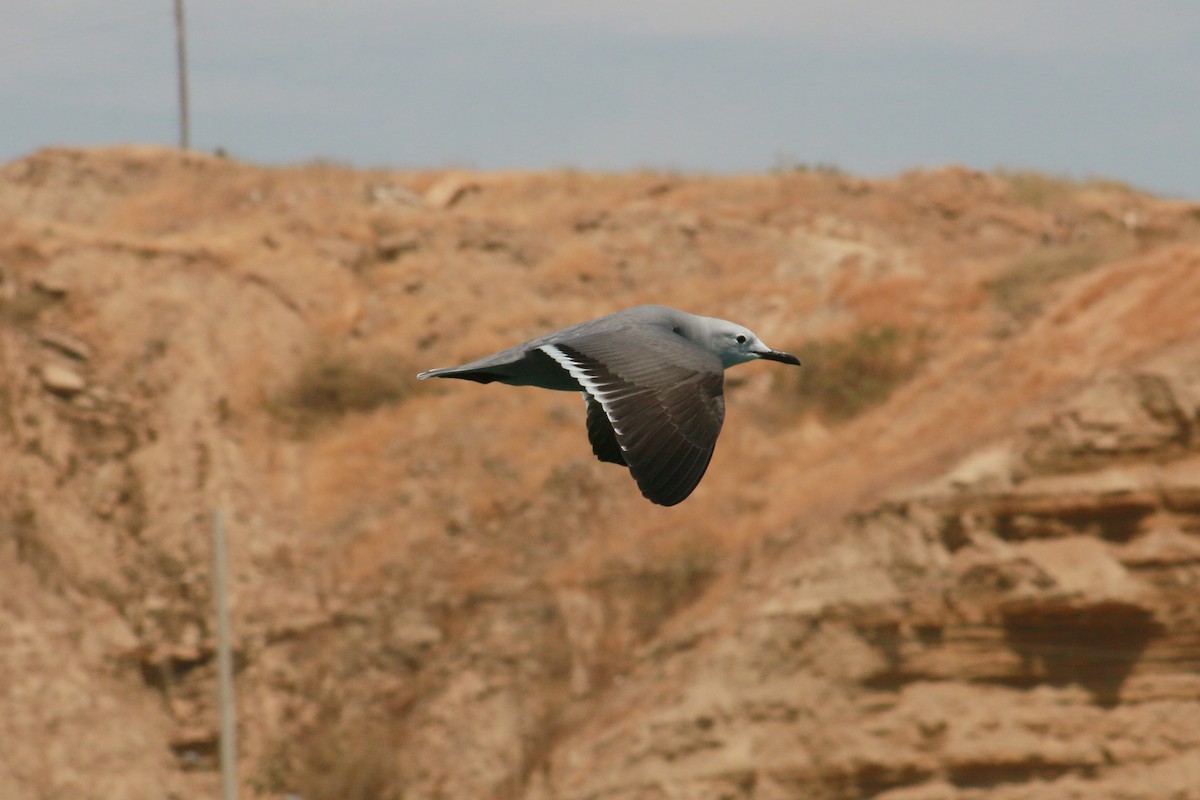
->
xmin=1 ymin=146 xmax=1199 ymax=799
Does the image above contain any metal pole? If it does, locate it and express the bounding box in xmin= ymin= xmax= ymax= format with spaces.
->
xmin=212 ymin=508 xmax=237 ymax=800
xmin=174 ymin=0 xmax=190 ymax=149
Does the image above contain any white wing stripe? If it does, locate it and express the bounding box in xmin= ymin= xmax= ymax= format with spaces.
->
xmin=540 ymin=344 xmax=632 ymax=448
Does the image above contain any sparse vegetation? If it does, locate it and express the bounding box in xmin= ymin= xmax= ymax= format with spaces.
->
xmin=614 ymin=543 xmax=721 ymax=642
xmin=986 ymin=244 xmax=1108 ymax=322
xmin=271 ymin=345 xmax=418 ymax=433
xmin=771 ymin=154 xmax=847 ymax=176
xmin=256 ymin=714 xmax=406 ymax=800
xmin=0 ymin=288 xmax=58 ymax=327
xmin=775 ymin=326 xmax=928 ymax=421
xmin=998 ymin=170 xmax=1134 ymax=210
xmin=1000 ymin=171 xmax=1081 ymax=210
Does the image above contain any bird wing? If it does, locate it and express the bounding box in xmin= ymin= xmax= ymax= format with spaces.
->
xmin=584 ymin=392 xmax=628 ymax=466
xmin=541 ymin=326 xmax=725 ymax=506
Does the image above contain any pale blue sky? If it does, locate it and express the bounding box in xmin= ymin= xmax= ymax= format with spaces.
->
xmin=5 ymin=1 xmax=1199 ymax=197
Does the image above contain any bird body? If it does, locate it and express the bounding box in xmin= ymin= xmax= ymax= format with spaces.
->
xmin=418 ymin=305 xmax=800 ymax=506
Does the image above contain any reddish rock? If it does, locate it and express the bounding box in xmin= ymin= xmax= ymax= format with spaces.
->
xmin=3 ymin=146 xmax=1200 ymax=800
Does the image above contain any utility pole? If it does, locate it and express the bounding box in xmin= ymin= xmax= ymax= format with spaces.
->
xmin=212 ymin=508 xmax=237 ymax=800
xmin=174 ymin=0 xmax=190 ymax=149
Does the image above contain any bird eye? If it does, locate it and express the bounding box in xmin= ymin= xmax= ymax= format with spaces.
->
xmin=736 ymin=334 xmax=747 ymax=344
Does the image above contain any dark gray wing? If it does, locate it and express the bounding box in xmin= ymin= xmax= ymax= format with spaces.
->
xmin=585 ymin=393 xmax=627 ymax=466
xmin=541 ymin=327 xmax=725 ymax=506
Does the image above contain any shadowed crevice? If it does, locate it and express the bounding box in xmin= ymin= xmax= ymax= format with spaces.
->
xmin=999 ymin=600 xmax=1164 ymax=707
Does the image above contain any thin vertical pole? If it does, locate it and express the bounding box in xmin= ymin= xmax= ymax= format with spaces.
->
xmin=212 ymin=508 xmax=237 ymax=800
xmin=174 ymin=0 xmax=190 ymax=149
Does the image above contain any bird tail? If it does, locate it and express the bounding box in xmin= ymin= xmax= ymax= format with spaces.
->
xmin=416 ymin=366 xmax=503 ymax=383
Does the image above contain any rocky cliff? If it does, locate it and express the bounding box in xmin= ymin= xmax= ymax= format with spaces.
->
xmin=1 ymin=147 xmax=1199 ymax=799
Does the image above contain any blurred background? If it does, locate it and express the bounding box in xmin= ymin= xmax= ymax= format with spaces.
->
xmin=3 ymin=3 xmax=1200 ymax=800
xmin=5 ymin=0 xmax=1200 ymax=196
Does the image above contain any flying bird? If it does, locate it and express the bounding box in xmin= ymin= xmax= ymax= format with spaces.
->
xmin=418 ymin=305 xmax=801 ymax=506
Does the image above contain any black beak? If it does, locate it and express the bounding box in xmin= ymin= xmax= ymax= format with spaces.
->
xmin=757 ymin=349 xmax=801 ymax=366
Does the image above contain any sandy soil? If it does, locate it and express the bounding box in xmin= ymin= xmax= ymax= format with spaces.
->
xmin=2 ymin=146 xmax=1200 ymax=799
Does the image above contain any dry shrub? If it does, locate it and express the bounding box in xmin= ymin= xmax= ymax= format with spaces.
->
xmin=987 ymin=244 xmax=1108 ymax=322
xmin=999 ymin=170 xmax=1133 ymax=210
xmin=0 ymin=289 xmax=58 ymax=327
xmin=271 ymin=345 xmax=417 ymax=433
xmin=774 ymin=326 xmax=927 ymax=422
xmin=1000 ymin=171 xmax=1082 ymax=210
xmin=256 ymin=715 xmax=406 ymax=800
xmin=597 ymin=539 xmax=721 ymax=644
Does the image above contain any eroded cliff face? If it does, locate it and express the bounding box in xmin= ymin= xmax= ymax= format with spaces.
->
xmin=1 ymin=147 xmax=1199 ymax=800
xmin=542 ymin=341 xmax=1200 ymax=800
